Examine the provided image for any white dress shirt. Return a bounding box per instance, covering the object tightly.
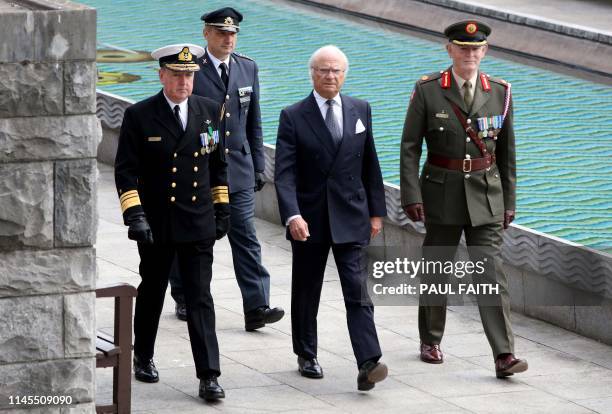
[206,48,231,79]
[163,93,188,130]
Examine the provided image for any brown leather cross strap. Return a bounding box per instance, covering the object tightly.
[448,101,489,158]
[427,153,495,173]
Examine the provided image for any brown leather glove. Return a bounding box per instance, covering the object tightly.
[503,210,515,229]
[403,203,425,222]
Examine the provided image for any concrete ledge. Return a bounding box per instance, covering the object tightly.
[283,0,612,76]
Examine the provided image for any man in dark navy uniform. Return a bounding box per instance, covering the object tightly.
[114,43,228,400]
[169,7,284,331]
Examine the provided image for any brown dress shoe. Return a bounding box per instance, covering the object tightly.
[420,343,443,364]
[495,353,528,378]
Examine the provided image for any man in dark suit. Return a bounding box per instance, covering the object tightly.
[275,45,388,391]
[114,43,228,400]
[400,20,528,378]
[169,7,284,331]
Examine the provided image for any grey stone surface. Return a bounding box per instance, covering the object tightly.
[61,403,96,413]
[64,61,96,115]
[0,62,63,117]
[0,358,94,410]
[0,295,63,364]
[33,9,96,62]
[54,159,98,247]
[96,125,119,166]
[0,162,53,250]
[0,115,101,162]
[0,11,33,63]
[0,248,96,297]
[64,292,95,358]
[575,298,612,345]
[96,91,134,130]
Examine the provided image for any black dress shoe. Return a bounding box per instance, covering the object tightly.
[199,376,225,401]
[297,356,324,379]
[357,360,388,391]
[244,306,285,331]
[175,302,187,321]
[133,355,159,383]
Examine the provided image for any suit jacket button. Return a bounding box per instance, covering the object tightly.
[173,153,177,158]
[439,126,444,131]
[171,182,176,188]
[192,196,196,202]
[172,167,177,173]
[193,166,199,172]
[464,174,470,179]
[170,196,176,202]
[226,131,231,136]
[193,181,198,187]
[194,152,199,157]
[225,148,229,154]
[226,94,230,100]
[466,137,471,142]
[226,112,231,117]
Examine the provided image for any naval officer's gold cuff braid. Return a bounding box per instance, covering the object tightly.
[211,186,229,204]
[119,190,141,213]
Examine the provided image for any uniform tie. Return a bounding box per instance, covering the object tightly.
[325,99,342,146]
[173,105,184,131]
[219,62,229,90]
[463,80,473,110]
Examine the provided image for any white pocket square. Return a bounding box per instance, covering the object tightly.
[355,119,366,134]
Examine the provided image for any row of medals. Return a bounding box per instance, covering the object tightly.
[477,115,503,139]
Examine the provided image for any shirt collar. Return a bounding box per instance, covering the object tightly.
[451,68,478,91]
[163,92,188,114]
[206,48,230,69]
[313,90,342,110]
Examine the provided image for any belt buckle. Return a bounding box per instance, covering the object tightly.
[462,158,472,173]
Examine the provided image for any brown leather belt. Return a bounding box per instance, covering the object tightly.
[427,153,496,173]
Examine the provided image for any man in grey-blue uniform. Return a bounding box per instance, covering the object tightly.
[169,7,284,331]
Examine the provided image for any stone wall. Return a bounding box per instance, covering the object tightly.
[0,0,100,411]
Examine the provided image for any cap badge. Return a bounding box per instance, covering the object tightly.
[178,47,192,62]
[466,23,477,34]
[224,16,234,25]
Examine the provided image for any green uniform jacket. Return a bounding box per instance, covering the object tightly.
[400,68,516,226]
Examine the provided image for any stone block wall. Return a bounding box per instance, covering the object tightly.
[0,0,100,411]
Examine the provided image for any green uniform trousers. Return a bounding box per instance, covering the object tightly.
[418,222,514,358]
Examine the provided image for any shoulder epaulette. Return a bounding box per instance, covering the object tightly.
[418,71,442,85]
[486,74,509,87]
[232,51,254,61]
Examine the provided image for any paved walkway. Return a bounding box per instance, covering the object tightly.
[95,164,612,413]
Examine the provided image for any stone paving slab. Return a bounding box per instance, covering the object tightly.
[94,164,612,412]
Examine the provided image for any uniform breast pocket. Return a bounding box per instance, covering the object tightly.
[238,87,252,118]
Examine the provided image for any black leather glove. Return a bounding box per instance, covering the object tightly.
[214,204,231,240]
[126,212,154,244]
[254,172,266,192]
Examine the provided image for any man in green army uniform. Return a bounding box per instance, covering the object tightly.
[400,20,528,378]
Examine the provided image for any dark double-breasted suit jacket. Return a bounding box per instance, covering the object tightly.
[275,92,387,244]
[193,51,264,193]
[114,91,228,243]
